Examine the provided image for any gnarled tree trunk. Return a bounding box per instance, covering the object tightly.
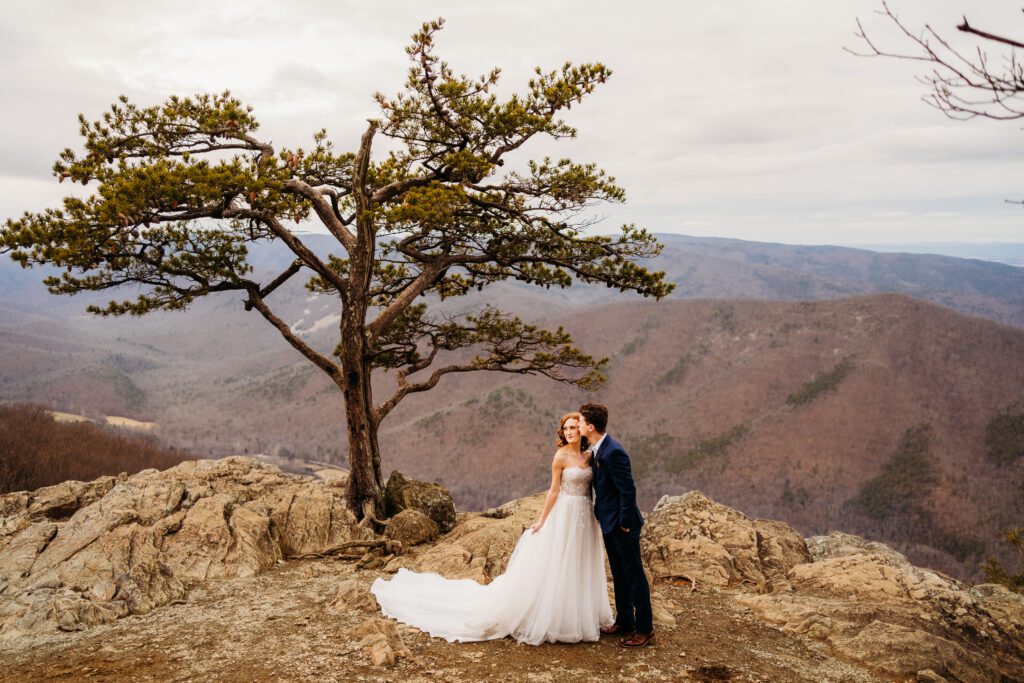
[339,324,386,523]
[342,121,385,523]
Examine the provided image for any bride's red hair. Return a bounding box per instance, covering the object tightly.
[556,412,590,450]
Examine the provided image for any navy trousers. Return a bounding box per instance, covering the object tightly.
[603,529,653,634]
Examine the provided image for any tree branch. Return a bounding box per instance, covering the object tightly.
[849,2,1024,120]
[244,286,342,380]
[377,361,477,420]
[226,208,350,294]
[283,178,356,252]
[958,18,1024,50]
[243,258,304,311]
[366,262,445,340]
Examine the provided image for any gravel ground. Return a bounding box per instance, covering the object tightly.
[0,557,886,682]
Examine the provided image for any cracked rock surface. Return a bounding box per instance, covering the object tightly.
[1,462,1021,682]
[642,492,1024,681]
[0,457,372,640]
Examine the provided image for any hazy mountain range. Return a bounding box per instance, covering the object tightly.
[1,234,1023,581]
[841,241,1024,268]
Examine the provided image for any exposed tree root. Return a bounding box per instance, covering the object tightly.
[290,538,402,561]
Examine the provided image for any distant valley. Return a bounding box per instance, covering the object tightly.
[2,234,1023,581]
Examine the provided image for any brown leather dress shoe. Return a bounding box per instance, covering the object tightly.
[620,630,655,648]
[600,624,635,636]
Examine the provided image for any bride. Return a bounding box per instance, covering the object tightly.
[370,412,613,645]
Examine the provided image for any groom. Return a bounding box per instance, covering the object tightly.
[578,403,654,648]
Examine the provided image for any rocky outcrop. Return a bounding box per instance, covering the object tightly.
[733,531,1024,681]
[638,492,1023,680]
[4,466,1022,681]
[384,470,457,533]
[0,457,373,640]
[641,491,812,590]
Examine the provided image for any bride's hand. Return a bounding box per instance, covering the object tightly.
[529,520,543,534]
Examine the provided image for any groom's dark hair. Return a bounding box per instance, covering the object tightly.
[579,403,608,433]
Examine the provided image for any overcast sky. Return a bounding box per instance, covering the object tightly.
[1,0,1020,246]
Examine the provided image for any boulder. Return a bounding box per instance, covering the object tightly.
[641,491,811,590]
[832,621,989,682]
[384,470,456,533]
[639,492,1024,679]
[383,509,439,548]
[0,456,374,640]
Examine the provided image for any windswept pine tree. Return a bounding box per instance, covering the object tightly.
[0,19,673,523]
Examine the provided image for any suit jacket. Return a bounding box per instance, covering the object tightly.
[591,434,644,537]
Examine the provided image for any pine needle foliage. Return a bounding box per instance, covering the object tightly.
[0,20,673,519]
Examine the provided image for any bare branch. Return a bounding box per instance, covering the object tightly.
[243,258,303,311]
[226,208,350,294]
[850,2,1024,121]
[366,262,446,340]
[377,362,474,419]
[283,179,356,251]
[244,285,342,381]
[957,18,1024,50]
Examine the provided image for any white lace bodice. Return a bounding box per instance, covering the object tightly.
[559,466,593,497]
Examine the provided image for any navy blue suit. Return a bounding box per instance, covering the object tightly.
[591,434,653,634]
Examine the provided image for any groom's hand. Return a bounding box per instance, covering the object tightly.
[620,526,630,533]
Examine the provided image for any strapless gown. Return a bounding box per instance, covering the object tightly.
[370,466,613,645]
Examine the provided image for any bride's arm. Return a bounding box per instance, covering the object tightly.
[530,454,563,533]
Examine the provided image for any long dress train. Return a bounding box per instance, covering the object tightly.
[370,466,613,645]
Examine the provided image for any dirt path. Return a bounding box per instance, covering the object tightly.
[1,558,883,682]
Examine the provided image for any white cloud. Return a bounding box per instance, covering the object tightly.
[1,0,1021,245]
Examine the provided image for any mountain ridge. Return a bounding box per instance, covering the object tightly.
[2,234,1023,583]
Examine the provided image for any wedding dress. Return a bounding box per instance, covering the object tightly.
[370,466,613,645]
